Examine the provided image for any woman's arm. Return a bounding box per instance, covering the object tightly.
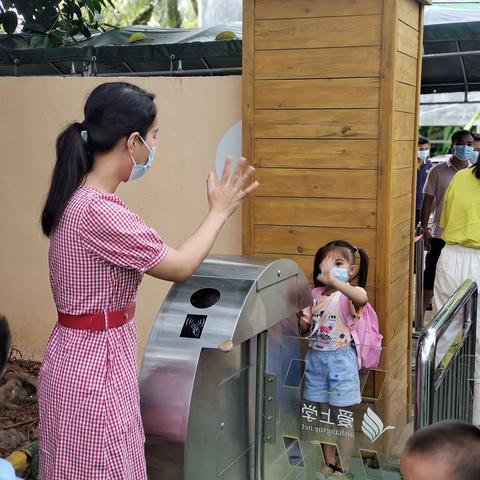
[147,157,259,282]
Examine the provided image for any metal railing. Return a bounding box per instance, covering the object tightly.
[415,280,477,430]
[414,227,425,332]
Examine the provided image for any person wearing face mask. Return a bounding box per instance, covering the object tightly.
[433,139,480,425]
[415,137,432,227]
[297,240,371,479]
[37,82,259,480]
[420,130,474,313]
[473,133,480,165]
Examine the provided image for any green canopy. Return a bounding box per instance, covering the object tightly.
[0,24,242,76]
[422,7,480,94]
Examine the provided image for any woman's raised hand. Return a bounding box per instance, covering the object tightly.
[207,156,259,220]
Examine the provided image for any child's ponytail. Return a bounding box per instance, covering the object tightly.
[356,247,369,288]
[41,122,92,237]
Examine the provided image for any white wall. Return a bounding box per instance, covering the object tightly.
[0,76,242,364]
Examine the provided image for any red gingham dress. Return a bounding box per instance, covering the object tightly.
[38,186,167,480]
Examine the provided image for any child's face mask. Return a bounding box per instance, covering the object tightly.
[332,267,350,283]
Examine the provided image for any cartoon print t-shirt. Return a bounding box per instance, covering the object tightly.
[308,289,365,351]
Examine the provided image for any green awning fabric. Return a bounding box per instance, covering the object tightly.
[0,24,242,76]
[1,10,480,94]
[422,8,480,94]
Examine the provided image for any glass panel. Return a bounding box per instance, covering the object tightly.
[283,436,305,468]
[359,449,383,480]
[262,313,478,479]
[263,317,415,480]
[284,359,306,388]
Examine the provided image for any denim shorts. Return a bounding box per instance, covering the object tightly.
[303,346,361,407]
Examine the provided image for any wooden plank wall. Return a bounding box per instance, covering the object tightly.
[243,0,427,454]
[245,0,382,307]
[385,0,425,435]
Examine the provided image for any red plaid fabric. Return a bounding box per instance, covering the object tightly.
[38,186,167,479]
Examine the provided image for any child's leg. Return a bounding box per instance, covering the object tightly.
[322,443,337,467]
[317,403,337,467]
[328,346,362,473]
[332,405,355,472]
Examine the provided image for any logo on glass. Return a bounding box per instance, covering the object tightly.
[361,407,396,442]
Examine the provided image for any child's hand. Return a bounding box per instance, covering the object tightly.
[297,306,312,321]
[317,256,337,286]
[297,306,312,334]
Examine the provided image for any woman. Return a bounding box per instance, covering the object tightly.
[433,143,480,425]
[38,82,258,479]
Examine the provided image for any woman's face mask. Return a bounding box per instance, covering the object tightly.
[128,135,156,182]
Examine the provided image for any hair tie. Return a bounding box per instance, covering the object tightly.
[80,130,88,144]
[353,247,358,254]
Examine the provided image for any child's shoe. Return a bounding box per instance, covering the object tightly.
[331,469,354,479]
[315,464,336,479]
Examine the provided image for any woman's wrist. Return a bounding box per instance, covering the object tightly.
[208,208,229,225]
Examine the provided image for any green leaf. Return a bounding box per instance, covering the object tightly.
[89,0,103,11]
[464,111,480,131]
[1,10,17,34]
[50,29,64,40]
[24,21,47,33]
[128,32,146,43]
[215,31,237,41]
[49,29,65,45]
[81,26,92,38]
[30,34,47,48]
[74,5,83,19]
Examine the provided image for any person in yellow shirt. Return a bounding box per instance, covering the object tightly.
[434,161,480,425]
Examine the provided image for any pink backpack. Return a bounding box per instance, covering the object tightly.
[312,287,383,371]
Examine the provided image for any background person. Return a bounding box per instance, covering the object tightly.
[415,136,432,227]
[473,132,480,164]
[420,130,474,312]
[433,151,480,424]
[400,420,480,480]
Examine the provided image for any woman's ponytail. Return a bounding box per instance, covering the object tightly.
[41,82,156,237]
[41,122,91,237]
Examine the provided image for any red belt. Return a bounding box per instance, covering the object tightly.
[58,304,135,331]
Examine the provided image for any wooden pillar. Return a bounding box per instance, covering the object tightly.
[243,0,430,452]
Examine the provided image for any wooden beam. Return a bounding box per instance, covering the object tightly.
[242,0,255,256]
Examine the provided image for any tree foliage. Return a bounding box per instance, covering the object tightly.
[0,0,199,48]
[100,0,199,29]
[0,0,114,47]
